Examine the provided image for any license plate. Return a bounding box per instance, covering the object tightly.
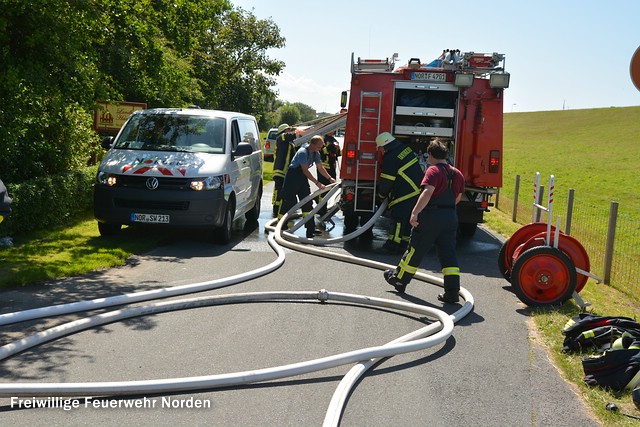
[131,213,170,223]
[411,72,446,81]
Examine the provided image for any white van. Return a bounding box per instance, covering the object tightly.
[263,127,278,161]
[94,108,263,243]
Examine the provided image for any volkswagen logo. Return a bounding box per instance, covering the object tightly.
[145,177,159,190]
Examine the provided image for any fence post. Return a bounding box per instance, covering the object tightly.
[495,188,500,210]
[565,189,574,235]
[603,201,618,285]
[512,175,520,222]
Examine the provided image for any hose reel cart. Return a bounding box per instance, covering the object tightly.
[498,173,601,307]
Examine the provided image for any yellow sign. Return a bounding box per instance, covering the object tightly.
[94,101,147,134]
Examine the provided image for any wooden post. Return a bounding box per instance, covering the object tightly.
[603,201,618,285]
[512,175,520,223]
[565,189,574,235]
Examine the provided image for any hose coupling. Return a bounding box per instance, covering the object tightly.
[317,289,329,303]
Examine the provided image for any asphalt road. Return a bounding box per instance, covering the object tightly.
[0,182,600,427]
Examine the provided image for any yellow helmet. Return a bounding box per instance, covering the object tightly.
[376,132,395,148]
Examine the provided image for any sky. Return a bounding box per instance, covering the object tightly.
[232,0,640,114]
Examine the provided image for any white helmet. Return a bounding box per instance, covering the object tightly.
[376,132,395,148]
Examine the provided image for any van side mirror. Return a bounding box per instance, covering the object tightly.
[101,136,114,150]
[233,142,254,159]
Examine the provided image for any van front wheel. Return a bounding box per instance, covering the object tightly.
[98,222,121,236]
[216,201,234,244]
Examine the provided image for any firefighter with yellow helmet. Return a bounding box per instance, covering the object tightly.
[375,132,423,254]
[272,123,297,216]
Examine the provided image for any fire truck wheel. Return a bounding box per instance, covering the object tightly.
[457,222,477,238]
[510,246,577,307]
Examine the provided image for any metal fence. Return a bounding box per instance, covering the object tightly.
[495,175,639,300]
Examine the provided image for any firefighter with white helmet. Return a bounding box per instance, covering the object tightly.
[375,132,423,254]
[272,123,297,216]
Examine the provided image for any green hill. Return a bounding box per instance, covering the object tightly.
[502,106,640,216]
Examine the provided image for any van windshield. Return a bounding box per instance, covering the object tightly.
[114,114,226,154]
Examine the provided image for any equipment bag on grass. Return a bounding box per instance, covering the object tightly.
[562,313,640,352]
[582,348,640,391]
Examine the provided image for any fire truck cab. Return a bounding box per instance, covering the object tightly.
[339,50,509,237]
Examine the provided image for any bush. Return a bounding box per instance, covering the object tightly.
[0,166,97,237]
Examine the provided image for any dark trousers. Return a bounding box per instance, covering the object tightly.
[278,167,315,233]
[394,208,460,291]
[272,175,284,215]
[315,167,336,217]
[386,200,414,248]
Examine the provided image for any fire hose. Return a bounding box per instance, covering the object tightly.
[0,182,474,426]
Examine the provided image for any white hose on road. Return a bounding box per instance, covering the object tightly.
[0,181,475,426]
[0,289,453,397]
[0,227,287,326]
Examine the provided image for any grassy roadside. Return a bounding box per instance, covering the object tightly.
[485,207,639,427]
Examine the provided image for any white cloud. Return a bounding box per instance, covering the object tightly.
[274,72,345,114]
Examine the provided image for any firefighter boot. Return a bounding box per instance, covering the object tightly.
[305,217,321,238]
[383,269,407,293]
[437,273,460,304]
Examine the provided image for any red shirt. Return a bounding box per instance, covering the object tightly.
[421,164,465,199]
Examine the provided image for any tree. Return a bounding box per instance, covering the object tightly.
[0,0,287,183]
[292,102,317,122]
[196,7,285,118]
[278,104,301,126]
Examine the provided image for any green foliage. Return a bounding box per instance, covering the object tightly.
[292,102,317,122]
[279,104,301,126]
[0,0,285,183]
[0,166,97,237]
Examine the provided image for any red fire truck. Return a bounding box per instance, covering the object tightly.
[339,50,509,237]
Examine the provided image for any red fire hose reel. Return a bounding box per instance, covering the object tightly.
[497,174,601,307]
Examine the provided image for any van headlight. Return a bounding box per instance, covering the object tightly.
[190,176,223,191]
[97,171,117,186]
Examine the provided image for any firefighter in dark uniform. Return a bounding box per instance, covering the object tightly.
[383,138,465,304]
[375,132,423,254]
[272,123,297,216]
[316,132,341,216]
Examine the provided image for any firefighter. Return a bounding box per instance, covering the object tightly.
[272,123,297,216]
[316,132,341,217]
[278,135,335,238]
[375,132,423,254]
[322,132,341,180]
[383,138,465,304]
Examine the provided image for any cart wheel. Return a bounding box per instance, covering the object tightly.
[511,246,577,306]
[523,231,591,293]
[497,239,511,281]
[502,223,553,278]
